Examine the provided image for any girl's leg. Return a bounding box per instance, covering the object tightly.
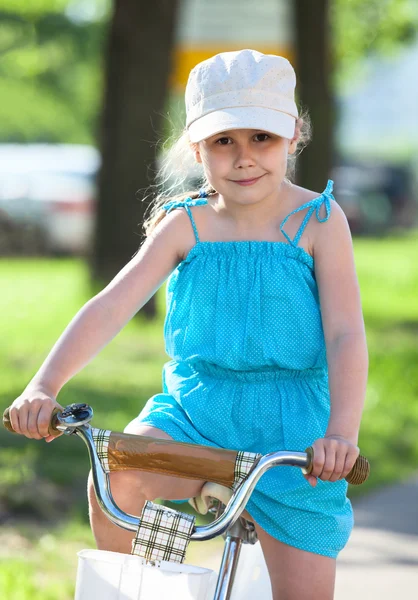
[88,424,206,553]
[241,511,336,600]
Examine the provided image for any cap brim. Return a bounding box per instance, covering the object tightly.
[188,106,296,143]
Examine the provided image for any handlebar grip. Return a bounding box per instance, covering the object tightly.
[3,406,62,436]
[305,446,370,485]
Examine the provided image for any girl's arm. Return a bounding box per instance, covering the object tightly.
[307,200,369,486]
[9,208,195,440]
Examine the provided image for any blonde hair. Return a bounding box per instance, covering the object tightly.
[143,109,312,236]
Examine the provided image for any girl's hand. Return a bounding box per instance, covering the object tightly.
[303,434,360,487]
[8,388,64,443]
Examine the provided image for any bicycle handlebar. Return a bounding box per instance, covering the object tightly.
[3,404,83,435]
[3,403,370,541]
[3,403,370,486]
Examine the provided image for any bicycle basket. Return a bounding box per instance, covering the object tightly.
[74,549,217,600]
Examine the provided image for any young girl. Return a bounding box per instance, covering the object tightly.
[9,49,368,599]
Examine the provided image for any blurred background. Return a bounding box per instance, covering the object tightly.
[0,1,417,598]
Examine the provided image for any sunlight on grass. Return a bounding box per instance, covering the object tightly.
[1,230,418,597]
[354,231,418,324]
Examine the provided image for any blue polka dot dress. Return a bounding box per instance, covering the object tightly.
[136,179,353,559]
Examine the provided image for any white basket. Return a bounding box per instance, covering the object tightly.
[74,549,218,600]
[229,542,273,600]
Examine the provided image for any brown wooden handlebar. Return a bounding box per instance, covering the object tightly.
[108,438,370,486]
[2,406,61,437]
[3,405,370,485]
[304,446,370,485]
[107,432,243,487]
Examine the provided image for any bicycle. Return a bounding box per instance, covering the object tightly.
[3,403,370,599]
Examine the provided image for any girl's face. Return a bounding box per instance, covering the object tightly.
[193,128,299,206]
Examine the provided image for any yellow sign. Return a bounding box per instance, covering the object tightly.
[171,0,293,90]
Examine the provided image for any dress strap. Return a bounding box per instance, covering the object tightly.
[162,190,208,243]
[280,179,334,247]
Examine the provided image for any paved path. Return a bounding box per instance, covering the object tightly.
[335,473,418,598]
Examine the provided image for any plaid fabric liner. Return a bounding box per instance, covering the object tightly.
[233,451,261,491]
[132,501,196,564]
[91,428,111,473]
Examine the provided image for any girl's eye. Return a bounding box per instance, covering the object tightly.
[215,137,231,145]
[254,133,270,142]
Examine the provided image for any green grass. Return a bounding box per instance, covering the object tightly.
[0,258,169,491]
[0,522,94,600]
[354,231,418,325]
[0,230,418,596]
[0,520,223,600]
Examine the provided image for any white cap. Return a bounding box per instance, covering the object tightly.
[185,49,298,143]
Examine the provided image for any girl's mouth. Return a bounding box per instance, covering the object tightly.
[231,175,264,186]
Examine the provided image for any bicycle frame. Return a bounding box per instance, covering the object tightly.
[56,410,310,600]
[3,402,368,599]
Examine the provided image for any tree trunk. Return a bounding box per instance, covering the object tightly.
[293,0,335,191]
[91,0,179,318]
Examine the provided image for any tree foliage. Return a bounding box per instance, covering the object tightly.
[0,0,417,144]
[332,0,418,85]
[0,0,109,142]
[0,0,69,17]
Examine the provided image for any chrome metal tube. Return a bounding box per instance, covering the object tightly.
[213,536,243,600]
[75,425,140,531]
[75,424,310,540]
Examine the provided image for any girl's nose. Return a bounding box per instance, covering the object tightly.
[233,144,256,169]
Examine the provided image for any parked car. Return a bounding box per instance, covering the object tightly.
[0,144,100,255]
[332,160,417,234]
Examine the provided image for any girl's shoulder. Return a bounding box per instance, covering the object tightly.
[286,180,335,208]
[295,182,352,266]
[271,180,338,251]
[283,180,347,259]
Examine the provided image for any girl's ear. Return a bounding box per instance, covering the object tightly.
[191,142,202,164]
[288,117,303,155]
